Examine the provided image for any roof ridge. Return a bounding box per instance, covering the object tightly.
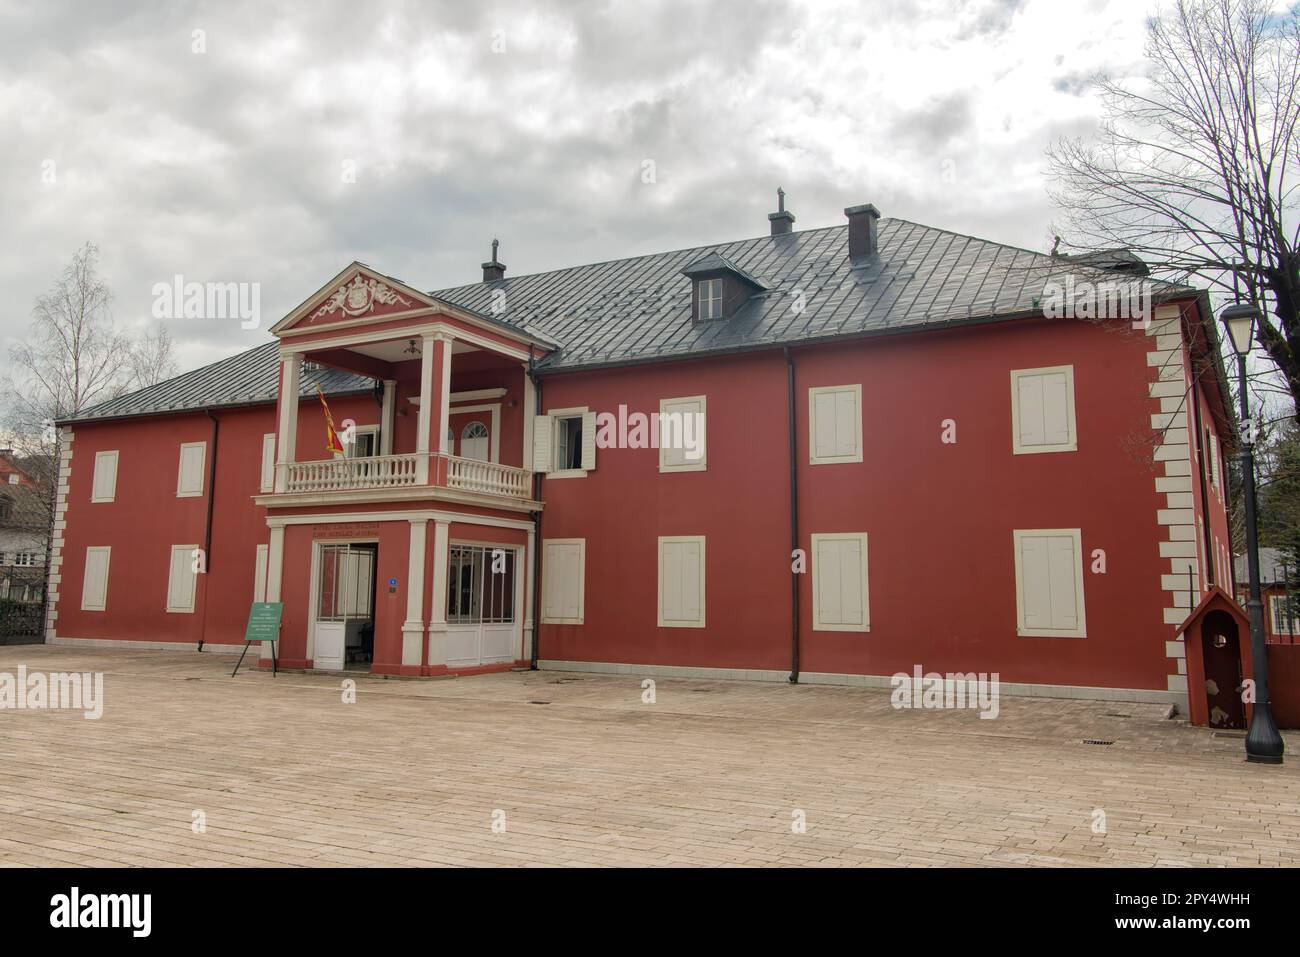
[429,223,852,294]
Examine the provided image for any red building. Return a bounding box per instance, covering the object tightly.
[48,199,1243,717]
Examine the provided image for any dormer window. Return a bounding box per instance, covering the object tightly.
[698,278,723,320]
[681,253,770,323]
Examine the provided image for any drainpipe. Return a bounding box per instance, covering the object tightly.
[785,347,800,683]
[198,410,220,652]
[528,353,543,671]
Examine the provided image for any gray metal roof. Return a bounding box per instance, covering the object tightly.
[432,219,1191,372]
[66,217,1193,422]
[65,341,372,423]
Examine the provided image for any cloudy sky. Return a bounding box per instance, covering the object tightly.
[0,0,1159,377]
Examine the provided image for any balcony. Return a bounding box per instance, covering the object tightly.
[284,452,532,500]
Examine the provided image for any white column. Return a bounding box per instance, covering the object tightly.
[415,335,435,483]
[522,364,535,471]
[402,519,428,669]
[521,528,535,662]
[274,353,302,492]
[262,525,285,660]
[436,336,452,454]
[380,379,396,456]
[427,519,451,669]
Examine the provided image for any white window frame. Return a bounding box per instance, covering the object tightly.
[541,538,585,624]
[810,532,871,633]
[659,395,708,473]
[254,543,270,603]
[808,384,863,465]
[1270,594,1296,637]
[1010,365,1078,455]
[698,278,723,320]
[1013,528,1087,638]
[81,546,111,612]
[260,433,276,492]
[176,441,207,497]
[166,544,200,614]
[657,535,706,628]
[345,423,381,459]
[545,407,594,479]
[91,450,119,503]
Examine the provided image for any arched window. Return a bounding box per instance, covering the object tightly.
[460,421,490,462]
[462,421,489,441]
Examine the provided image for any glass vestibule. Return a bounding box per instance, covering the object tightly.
[445,543,519,669]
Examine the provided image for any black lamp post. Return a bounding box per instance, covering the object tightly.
[1220,303,1285,764]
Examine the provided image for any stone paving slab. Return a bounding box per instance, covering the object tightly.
[0,645,1296,867]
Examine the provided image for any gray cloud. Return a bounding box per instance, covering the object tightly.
[0,0,1146,378]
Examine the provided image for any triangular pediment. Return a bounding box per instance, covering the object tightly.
[272,263,437,335]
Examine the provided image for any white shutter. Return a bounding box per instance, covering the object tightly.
[809,386,862,464]
[1015,530,1085,636]
[167,545,198,613]
[81,546,111,611]
[1013,367,1076,453]
[812,534,869,631]
[177,442,207,496]
[92,451,118,503]
[542,539,583,623]
[581,410,597,471]
[658,537,704,627]
[260,434,276,492]
[660,397,707,471]
[1209,433,1220,489]
[254,544,269,603]
[532,415,553,473]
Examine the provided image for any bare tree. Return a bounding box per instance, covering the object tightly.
[1048,0,1300,415]
[127,321,179,390]
[6,241,133,432]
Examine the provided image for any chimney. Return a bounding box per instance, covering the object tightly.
[481,238,506,282]
[844,203,880,260]
[768,187,796,236]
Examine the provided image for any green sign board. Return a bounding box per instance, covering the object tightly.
[244,602,283,644]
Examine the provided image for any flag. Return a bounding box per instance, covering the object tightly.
[315,383,345,457]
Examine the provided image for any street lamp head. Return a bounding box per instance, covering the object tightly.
[1220,303,1260,357]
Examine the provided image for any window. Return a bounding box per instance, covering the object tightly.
[7,474,17,485]
[533,409,596,477]
[260,434,276,493]
[0,497,10,520]
[1011,366,1077,454]
[345,425,379,459]
[316,545,375,621]
[698,278,723,320]
[92,450,119,502]
[176,442,207,497]
[13,552,41,567]
[81,546,111,611]
[659,396,707,472]
[447,544,516,624]
[1013,529,1087,637]
[1270,595,1296,637]
[1209,431,1221,491]
[459,421,490,462]
[808,385,862,464]
[541,538,585,624]
[166,545,199,613]
[811,533,870,632]
[658,535,705,628]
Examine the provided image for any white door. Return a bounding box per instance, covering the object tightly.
[461,421,490,462]
[445,544,518,668]
[314,543,375,670]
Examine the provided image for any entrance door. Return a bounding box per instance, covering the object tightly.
[1202,611,1246,729]
[314,543,377,671]
[460,421,490,462]
[445,544,518,669]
